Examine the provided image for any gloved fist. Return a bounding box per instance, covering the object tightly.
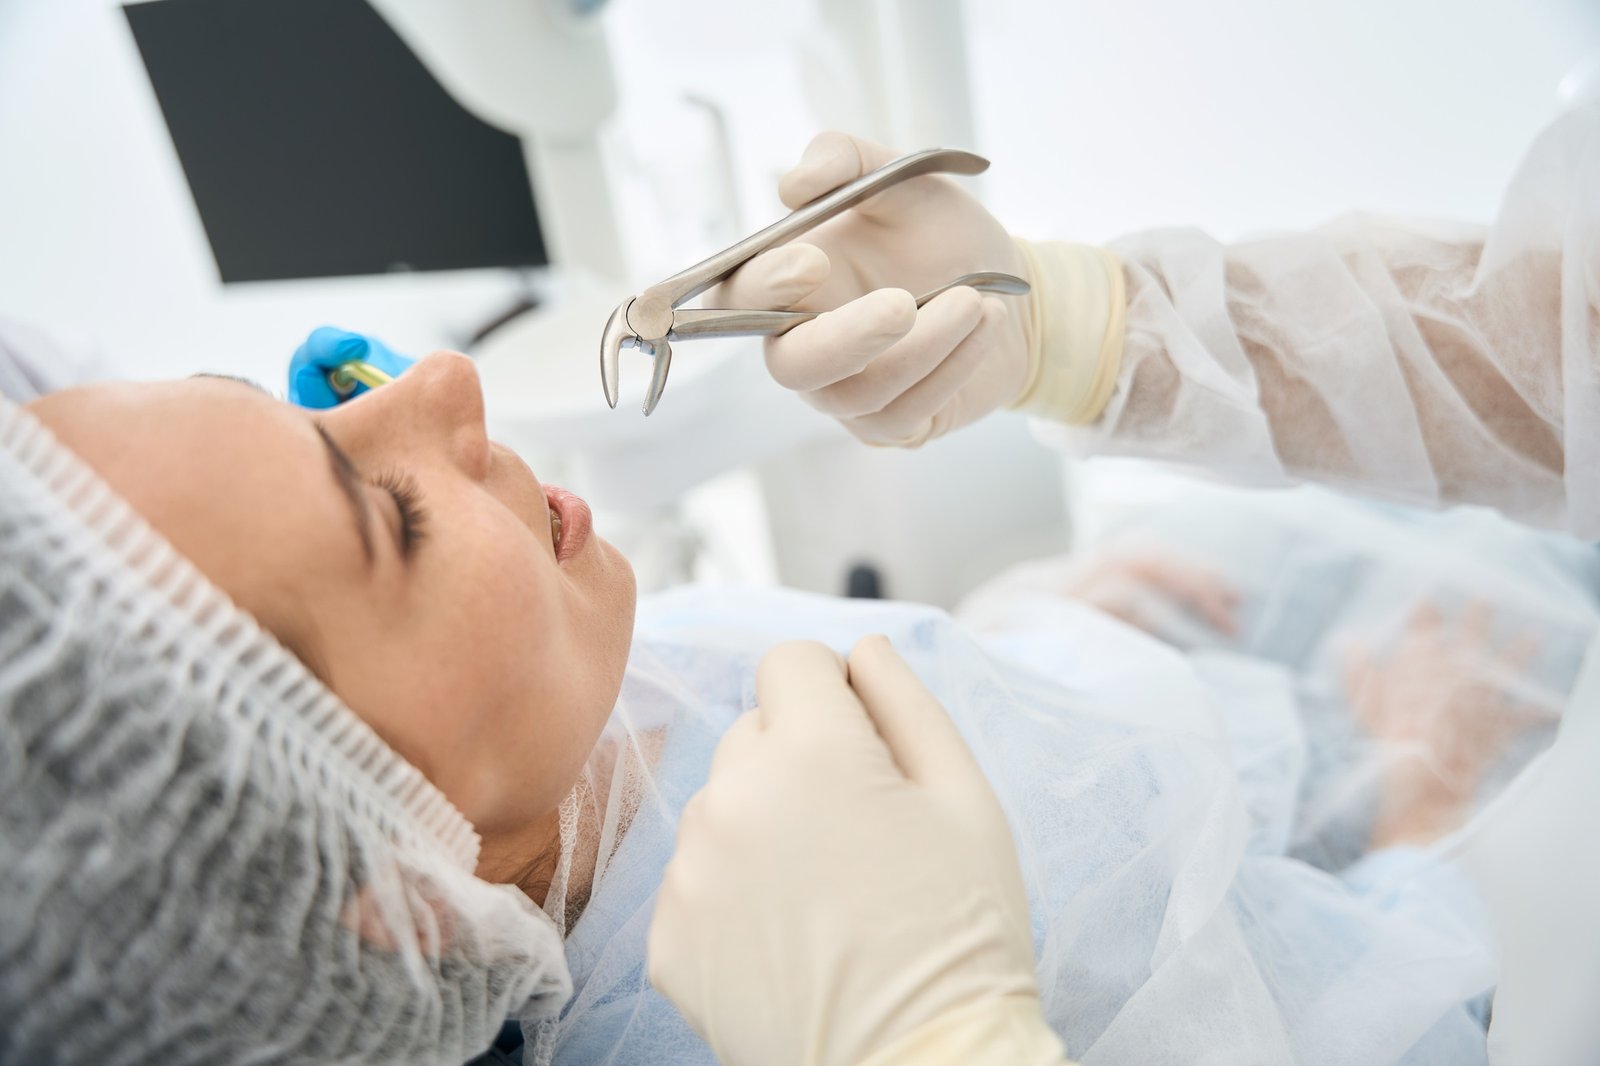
[288,326,416,410]
[647,637,1068,1066]
[711,131,1124,446]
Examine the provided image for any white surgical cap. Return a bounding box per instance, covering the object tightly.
[0,397,571,1064]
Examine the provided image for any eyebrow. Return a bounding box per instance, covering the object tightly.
[190,374,374,563]
[191,371,274,396]
[314,423,375,567]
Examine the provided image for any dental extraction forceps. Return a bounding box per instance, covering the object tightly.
[599,148,1030,415]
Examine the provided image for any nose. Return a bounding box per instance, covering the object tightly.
[331,351,492,478]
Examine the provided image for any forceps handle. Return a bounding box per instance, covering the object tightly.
[667,308,814,339]
[668,271,1030,340]
[635,148,990,318]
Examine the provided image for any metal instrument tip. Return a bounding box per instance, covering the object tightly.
[600,302,631,409]
[642,338,672,416]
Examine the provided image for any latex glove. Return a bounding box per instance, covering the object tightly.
[647,637,1071,1066]
[288,326,416,409]
[710,131,1125,446]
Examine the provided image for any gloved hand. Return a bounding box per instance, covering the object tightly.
[710,131,1125,446]
[647,637,1071,1066]
[287,326,416,409]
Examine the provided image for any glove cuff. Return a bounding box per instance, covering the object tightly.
[855,995,1074,1066]
[1008,239,1126,426]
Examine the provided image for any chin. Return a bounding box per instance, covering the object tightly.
[603,539,639,616]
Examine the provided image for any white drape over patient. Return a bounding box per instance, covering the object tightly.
[0,399,572,1066]
[528,486,1596,1065]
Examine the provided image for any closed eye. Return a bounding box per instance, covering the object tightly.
[372,468,429,558]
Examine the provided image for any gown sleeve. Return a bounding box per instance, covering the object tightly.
[1041,106,1600,535]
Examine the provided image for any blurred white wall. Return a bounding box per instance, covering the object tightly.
[969,0,1600,243]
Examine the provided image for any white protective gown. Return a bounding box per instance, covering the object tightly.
[1050,105,1599,535]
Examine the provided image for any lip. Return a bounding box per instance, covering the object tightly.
[544,485,592,563]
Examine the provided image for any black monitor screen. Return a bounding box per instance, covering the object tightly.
[124,0,549,283]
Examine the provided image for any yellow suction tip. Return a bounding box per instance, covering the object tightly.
[328,360,396,397]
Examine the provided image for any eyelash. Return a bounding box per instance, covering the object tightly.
[372,469,429,556]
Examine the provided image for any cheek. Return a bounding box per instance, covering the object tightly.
[587,537,638,695]
[340,508,633,828]
[444,520,618,800]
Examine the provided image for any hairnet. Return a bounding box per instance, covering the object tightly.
[524,538,1591,1063]
[0,397,571,1065]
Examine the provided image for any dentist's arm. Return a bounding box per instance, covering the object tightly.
[718,108,1600,534]
[646,637,1072,1066]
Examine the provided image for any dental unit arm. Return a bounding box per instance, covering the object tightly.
[365,0,627,285]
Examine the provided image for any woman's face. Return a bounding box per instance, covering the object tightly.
[27,353,636,845]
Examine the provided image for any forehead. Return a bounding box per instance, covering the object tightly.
[106,379,303,475]
[30,376,351,559]
[138,375,292,435]
[36,375,293,442]
[33,377,385,663]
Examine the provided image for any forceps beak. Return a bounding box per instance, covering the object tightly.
[641,337,672,416]
[600,301,632,409]
[600,298,676,415]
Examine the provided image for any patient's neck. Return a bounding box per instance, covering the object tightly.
[476,807,563,907]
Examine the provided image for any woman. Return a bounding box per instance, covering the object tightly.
[23,355,637,894]
[5,352,1581,1064]
[0,360,590,1066]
